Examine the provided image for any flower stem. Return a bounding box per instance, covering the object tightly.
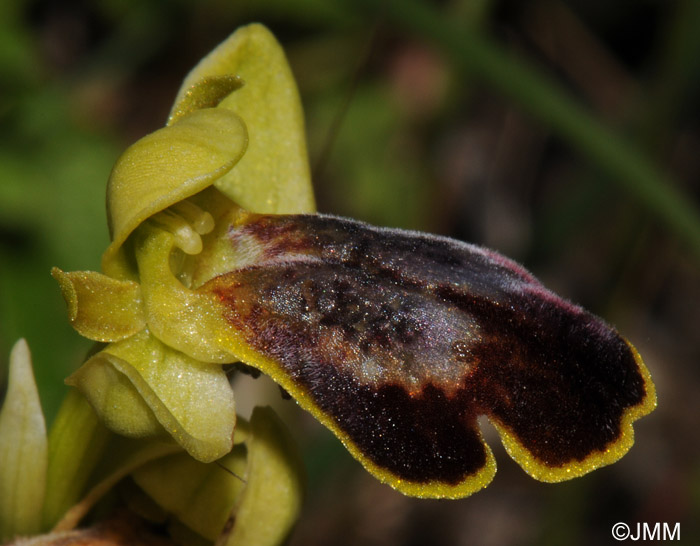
[42,389,112,529]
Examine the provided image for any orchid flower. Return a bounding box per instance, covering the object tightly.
[2,19,656,546]
[54,21,654,502]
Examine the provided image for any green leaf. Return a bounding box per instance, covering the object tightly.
[0,340,47,540]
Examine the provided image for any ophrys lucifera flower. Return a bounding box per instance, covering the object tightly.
[52,21,655,509]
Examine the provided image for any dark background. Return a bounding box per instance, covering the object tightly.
[1,0,698,544]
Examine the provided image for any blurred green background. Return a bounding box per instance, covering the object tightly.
[1,0,699,544]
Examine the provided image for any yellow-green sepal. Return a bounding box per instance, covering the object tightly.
[171,23,315,214]
[169,75,244,125]
[129,407,304,546]
[67,330,236,463]
[65,347,162,439]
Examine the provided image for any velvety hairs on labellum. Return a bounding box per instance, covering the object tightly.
[201,211,656,499]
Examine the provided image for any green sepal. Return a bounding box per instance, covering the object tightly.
[67,330,236,463]
[131,446,248,541]
[65,348,163,439]
[171,23,315,215]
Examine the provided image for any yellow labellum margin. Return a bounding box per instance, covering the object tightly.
[156,309,498,500]
[228,351,498,499]
[199,283,654,499]
[493,342,657,483]
[190,213,658,499]
[49,20,657,507]
[118,207,656,498]
[119,219,495,498]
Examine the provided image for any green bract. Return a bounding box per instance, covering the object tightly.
[0,340,47,540]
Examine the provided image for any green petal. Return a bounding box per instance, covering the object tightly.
[68,331,236,462]
[51,268,145,342]
[0,340,47,540]
[103,108,248,279]
[66,348,163,439]
[171,23,315,214]
[222,407,304,546]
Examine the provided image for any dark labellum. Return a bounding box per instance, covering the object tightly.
[203,212,656,498]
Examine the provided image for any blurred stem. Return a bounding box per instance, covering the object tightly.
[354,0,700,257]
[42,389,111,529]
[646,0,700,144]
